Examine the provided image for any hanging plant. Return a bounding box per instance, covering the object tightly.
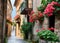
[21,21,33,39]
[44,1,60,17]
[29,11,44,23]
[38,0,60,18]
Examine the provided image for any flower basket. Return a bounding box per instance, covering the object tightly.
[38,1,60,17]
[37,30,60,42]
[21,21,33,40]
[29,11,44,23]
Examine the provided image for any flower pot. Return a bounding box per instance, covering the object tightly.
[39,39,48,43]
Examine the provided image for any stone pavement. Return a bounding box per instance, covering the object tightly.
[7,29,28,43]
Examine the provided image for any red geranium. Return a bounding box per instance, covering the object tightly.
[29,19,34,23]
[51,1,58,5]
[44,3,55,17]
[48,27,54,31]
[29,16,34,22]
[30,10,34,15]
[36,29,39,32]
[44,1,60,17]
[38,11,43,17]
[29,11,44,23]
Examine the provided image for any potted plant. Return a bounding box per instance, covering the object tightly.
[38,0,60,18]
[29,11,44,25]
[37,29,60,43]
[21,21,33,40]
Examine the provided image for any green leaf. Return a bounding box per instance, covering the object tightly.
[37,30,60,42]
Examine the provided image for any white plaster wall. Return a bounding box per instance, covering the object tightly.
[20,15,27,26]
[33,0,42,12]
[36,0,42,7]
[55,18,60,38]
[33,21,41,35]
[43,17,49,29]
[33,0,41,35]
[33,0,37,12]
[33,0,49,35]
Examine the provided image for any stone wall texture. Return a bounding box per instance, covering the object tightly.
[55,17,60,39]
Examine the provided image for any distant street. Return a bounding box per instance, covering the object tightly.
[7,28,27,43]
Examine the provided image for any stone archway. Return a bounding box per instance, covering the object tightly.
[14,15,23,39]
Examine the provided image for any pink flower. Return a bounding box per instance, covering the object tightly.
[30,10,34,15]
[42,27,45,30]
[50,6,55,10]
[47,13,53,16]
[36,29,39,32]
[44,2,55,17]
[29,16,34,22]
[51,1,60,6]
[47,4,52,7]
[32,15,37,19]
[48,27,54,31]
[51,1,58,5]
[38,12,43,17]
[29,19,34,23]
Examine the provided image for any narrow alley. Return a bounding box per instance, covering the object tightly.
[7,28,27,43]
[5,0,60,43]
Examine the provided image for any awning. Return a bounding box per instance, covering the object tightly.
[21,8,32,15]
[14,15,20,20]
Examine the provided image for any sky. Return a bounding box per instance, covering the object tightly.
[10,0,16,20]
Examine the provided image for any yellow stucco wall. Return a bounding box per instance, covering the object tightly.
[15,7,24,39]
[7,22,12,37]
[7,0,12,37]
[15,0,26,39]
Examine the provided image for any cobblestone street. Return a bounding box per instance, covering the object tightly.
[7,29,27,43]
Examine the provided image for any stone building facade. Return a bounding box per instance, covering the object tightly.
[0,0,4,43]
[55,17,60,38]
[6,0,12,37]
[14,0,24,39]
[33,0,49,36]
[0,0,7,43]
